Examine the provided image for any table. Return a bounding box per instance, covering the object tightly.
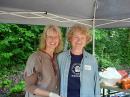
[101,83,130,97]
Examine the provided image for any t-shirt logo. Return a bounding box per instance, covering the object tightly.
[75,65,80,72]
[71,63,80,77]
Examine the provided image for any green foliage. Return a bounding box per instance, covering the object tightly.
[0,24,43,95]
[0,79,12,88]
[10,81,25,93]
[0,24,44,68]
[95,28,130,69]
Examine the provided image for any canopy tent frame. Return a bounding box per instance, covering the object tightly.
[1,11,130,27]
[1,10,130,55]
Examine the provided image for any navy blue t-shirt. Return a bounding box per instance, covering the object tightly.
[67,53,83,97]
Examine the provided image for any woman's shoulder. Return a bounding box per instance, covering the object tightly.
[57,50,69,56]
[30,50,48,57]
[28,51,40,58]
[84,51,96,58]
[57,50,70,61]
[26,51,44,62]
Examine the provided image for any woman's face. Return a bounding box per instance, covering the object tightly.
[45,30,60,50]
[70,31,87,50]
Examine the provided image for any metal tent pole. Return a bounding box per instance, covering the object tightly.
[92,0,98,56]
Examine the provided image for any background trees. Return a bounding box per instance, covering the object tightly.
[95,28,130,69]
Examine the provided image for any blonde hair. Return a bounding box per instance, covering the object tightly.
[67,24,92,44]
[39,25,63,53]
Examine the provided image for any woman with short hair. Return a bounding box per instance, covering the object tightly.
[57,24,100,97]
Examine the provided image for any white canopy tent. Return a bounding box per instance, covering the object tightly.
[0,0,130,54]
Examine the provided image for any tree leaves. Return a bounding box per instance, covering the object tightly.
[95,28,130,69]
[0,24,43,68]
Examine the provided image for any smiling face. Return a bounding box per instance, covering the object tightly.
[68,24,92,53]
[45,30,60,50]
[70,31,87,51]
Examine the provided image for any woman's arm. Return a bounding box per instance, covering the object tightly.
[25,72,50,96]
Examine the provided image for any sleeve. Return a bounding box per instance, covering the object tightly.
[24,53,41,94]
[57,54,61,70]
[24,53,40,77]
[56,54,62,92]
[94,57,101,97]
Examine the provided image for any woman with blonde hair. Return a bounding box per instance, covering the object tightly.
[57,24,100,97]
[24,25,63,97]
